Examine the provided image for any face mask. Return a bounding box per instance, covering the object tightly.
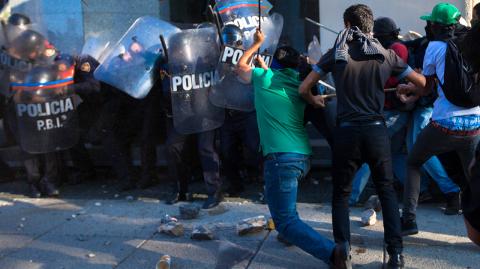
[425,24,434,40]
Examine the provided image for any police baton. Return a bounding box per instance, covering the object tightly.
[159,35,168,63]
[321,88,398,99]
[208,5,224,47]
[305,17,339,35]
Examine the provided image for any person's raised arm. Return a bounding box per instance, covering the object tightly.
[236,29,265,83]
[299,71,326,108]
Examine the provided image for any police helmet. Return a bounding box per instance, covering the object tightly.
[8,13,31,26]
[221,24,243,47]
[8,29,46,60]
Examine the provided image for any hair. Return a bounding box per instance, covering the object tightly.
[343,4,374,33]
[474,3,480,19]
[460,22,480,72]
[273,46,300,69]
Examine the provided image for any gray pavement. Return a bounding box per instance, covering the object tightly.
[0,195,478,269]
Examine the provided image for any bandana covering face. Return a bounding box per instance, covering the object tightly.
[334,26,385,63]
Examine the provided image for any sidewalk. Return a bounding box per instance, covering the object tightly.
[0,194,478,269]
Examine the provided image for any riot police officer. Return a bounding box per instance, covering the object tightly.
[64,54,101,185]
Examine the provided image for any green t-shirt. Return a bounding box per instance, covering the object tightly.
[252,67,312,156]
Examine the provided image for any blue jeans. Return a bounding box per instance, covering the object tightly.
[264,153,335,264]
[406,106,460,195]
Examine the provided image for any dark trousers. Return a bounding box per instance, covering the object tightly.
[404,123,480,220]
[166,118,221,195]
[68,102,97,177]
[332,124,403,255]
[220,110,260,186]
[102,91,161,182]
[304,103,335,146]
[24,152,61,184]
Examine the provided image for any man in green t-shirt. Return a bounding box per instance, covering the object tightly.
[236,29,351,269]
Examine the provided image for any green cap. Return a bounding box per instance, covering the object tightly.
[420,3,461,25]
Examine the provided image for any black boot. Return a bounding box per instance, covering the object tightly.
[401,216,418,236]
[385,254,405,269]
[39,177,60,197]
[29,183,42,198]
[330,241,352,269]
[202,191,224,209]
[444,192,461,215]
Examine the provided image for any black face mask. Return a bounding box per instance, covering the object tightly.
[425,24,434,41]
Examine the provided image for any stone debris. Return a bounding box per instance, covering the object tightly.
[361,209,377,226]
[114,194,120,198]
[160,214,178,224]
[191,225,214,240]
[364,195,381,212]
[158,222,184,237]
[21,217,26,222]
[237,216,267,236]
[94,202,102,207]
[0,200,13,207]
[126,196,134,202]
[179,204,200,220]
[156,255,171,269]
[86,253,96,258]
[104,241,112,246]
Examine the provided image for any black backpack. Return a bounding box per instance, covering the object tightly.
[439,38,480,108]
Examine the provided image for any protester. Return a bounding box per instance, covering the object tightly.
[349,17,413,206]
[403,19,463,215]
[300,4,426,268]
[472,3,479,26]
[398,3,480,236]
[236,29,351,268]
[458,16,480,247]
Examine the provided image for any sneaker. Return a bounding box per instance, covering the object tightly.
[444,192,462,215]
[386,254,405,268]
[401,217,418,236]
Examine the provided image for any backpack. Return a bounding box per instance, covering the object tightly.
[438,38,480,108]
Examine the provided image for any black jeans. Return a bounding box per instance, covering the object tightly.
[332,124,403,255]
[404,123,480,220]
[220,110,260,186]
[166,118,221,195]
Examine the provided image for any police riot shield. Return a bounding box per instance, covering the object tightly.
[209,11,284,111]
[11,63,80,154]
[0,9,48,96]
[308,35,322,64]
[94,16,181,99]
[81,36,110,62]
[168,27,224,135]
